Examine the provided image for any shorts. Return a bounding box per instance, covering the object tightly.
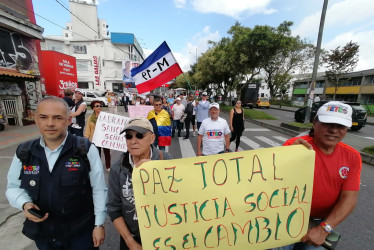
[190,115,196,126]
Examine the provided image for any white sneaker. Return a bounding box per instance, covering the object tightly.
[192,132,196,137]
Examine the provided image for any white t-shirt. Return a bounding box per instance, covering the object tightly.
[198,117,230,155]
[172,104,185,120]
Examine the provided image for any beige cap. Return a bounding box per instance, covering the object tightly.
[121,117,154,134]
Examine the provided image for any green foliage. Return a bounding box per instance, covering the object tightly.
[362,145,374,156]
[287,122,313,128]
[220,104,277,120]
[322,41,360,100]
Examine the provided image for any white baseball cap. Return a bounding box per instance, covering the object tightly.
[176,97,181,101]
[316,101,352,127]
[74,88,84,95]
[209,102,220,110]
[202,92,208,96]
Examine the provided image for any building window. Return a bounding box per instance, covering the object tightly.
[66,26,69,30]
[65,33,68,37]
[73,45,87,54]
[366,75,374,84]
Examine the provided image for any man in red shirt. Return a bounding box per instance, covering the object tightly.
[279,101,362,249]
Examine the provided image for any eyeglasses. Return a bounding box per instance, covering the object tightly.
[154,104,162,106]
[94,105,103,108]
[125,133,147,140]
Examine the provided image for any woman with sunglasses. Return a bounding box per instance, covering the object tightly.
[229,100,245,152]
[84,100,111,171]
[107,118,173,250]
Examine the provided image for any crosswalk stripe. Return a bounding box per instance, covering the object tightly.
[178,137,196,158]
[240,136,263,149]
[229,142,244,152]
[244,128,270,132]
[255,136,281,147]
[272,136,288,142]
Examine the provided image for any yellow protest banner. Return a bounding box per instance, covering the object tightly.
[133,145,315,249]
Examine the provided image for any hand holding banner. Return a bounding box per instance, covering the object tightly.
[133,145,315,249]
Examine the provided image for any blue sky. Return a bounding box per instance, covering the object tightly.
[33,0,374,72]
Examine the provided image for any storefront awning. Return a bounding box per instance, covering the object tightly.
[0,68,36,79]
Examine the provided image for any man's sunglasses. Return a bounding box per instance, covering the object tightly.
[94,105,103,108]
[154,104,162,106]
[125,133,147,140]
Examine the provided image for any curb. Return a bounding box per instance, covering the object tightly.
[244,117,374,166]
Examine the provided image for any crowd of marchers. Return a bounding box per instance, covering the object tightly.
[5,87,362,250]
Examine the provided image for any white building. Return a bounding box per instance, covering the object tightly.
[40,0,144,93]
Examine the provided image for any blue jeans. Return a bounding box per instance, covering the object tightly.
[172,120,182,137]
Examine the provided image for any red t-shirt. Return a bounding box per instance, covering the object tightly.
[284,135,362,218]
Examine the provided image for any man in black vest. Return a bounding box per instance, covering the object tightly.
[6,96,107,250]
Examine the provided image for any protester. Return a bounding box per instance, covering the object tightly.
[106,91,119,114]
[183,95,195,139]
[146,95,154,105]
[195,92,210,130]
[197,102,231,156]
[167,93,175,106]
[139,98,146,105]
[121,93,129,112]
[134,96,141,106]
[277,101,362,250]
[171,97,185,137]
[6,96,107,249]
[62,88,75,108]
[147,98,172,150]
[189,93,197,136]
[161,96,172,116]
[107,117,173,250]
[229,100,245,151]
[179,93,187,107]
[84,100,111,171]
[70,88,87,136]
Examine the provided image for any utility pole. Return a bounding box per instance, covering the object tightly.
[304,0,328,124]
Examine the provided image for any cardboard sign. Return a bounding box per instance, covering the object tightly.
[128,105,154,118]
[133,145,315,249]
[92,112,130,152]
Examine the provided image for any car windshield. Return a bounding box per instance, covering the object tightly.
[350,104,366,111]
[260,98,269,101]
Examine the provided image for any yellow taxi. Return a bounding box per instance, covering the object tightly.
[256,97,270,109]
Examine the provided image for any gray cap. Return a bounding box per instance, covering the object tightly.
[121,117,154,134]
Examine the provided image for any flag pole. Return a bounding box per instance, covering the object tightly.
[182,72,193,91]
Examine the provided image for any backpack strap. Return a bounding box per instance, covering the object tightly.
[75,136,91,171]
[16,139,36,165]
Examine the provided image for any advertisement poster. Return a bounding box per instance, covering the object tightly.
[133,145,315,249]
[40,51,78,97]
[122,60,139,93]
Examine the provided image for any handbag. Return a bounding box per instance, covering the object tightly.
[180,113,187,123]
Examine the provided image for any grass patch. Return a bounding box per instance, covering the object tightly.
[221,105,277,120]
[287,122,313,128]
[362,145,374,156]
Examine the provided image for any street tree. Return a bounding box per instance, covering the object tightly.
[322,41,359,100]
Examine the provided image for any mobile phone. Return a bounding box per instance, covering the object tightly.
[28,208,45,219]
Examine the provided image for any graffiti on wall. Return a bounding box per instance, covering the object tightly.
[0,28,36,71]
[25,81,38,109]
[0,82,22,96]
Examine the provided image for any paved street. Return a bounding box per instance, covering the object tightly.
[0,106,373,249]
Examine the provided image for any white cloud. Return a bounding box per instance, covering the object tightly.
[293,0,374,39]
[175,26,221,72]
[190,0,273,18]
[323,30,374,70]
[173,0,186,8]
[263,8,277,15]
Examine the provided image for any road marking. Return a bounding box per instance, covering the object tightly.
[229,142,244,152]
[178,137,196,158]
[244,128,270,132]
[241,136,263,149]
[255,136,282,147]
[272,136,288,142]
[0,156,14,159]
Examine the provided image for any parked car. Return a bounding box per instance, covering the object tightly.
[256,97,270,109]
[77,89,109,107]
[294,101,367,131]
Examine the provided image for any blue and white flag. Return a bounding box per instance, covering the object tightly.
[131,41,183,94]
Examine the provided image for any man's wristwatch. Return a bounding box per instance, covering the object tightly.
[320,221,333,234]
[95,224,104,228]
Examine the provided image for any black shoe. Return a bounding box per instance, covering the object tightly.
[178,134,181,137]
[183,137,189,140]
[172,134,175,138]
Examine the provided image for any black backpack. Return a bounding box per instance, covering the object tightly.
[16,136,91,170]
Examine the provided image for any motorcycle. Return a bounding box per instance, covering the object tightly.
[0,115,5,131]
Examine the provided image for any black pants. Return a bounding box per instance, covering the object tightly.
[184,116,192,138]
[230,130,243,149]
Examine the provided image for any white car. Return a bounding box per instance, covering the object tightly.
[78,89,108,107]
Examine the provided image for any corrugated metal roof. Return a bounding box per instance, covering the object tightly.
[0,68,36,78]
